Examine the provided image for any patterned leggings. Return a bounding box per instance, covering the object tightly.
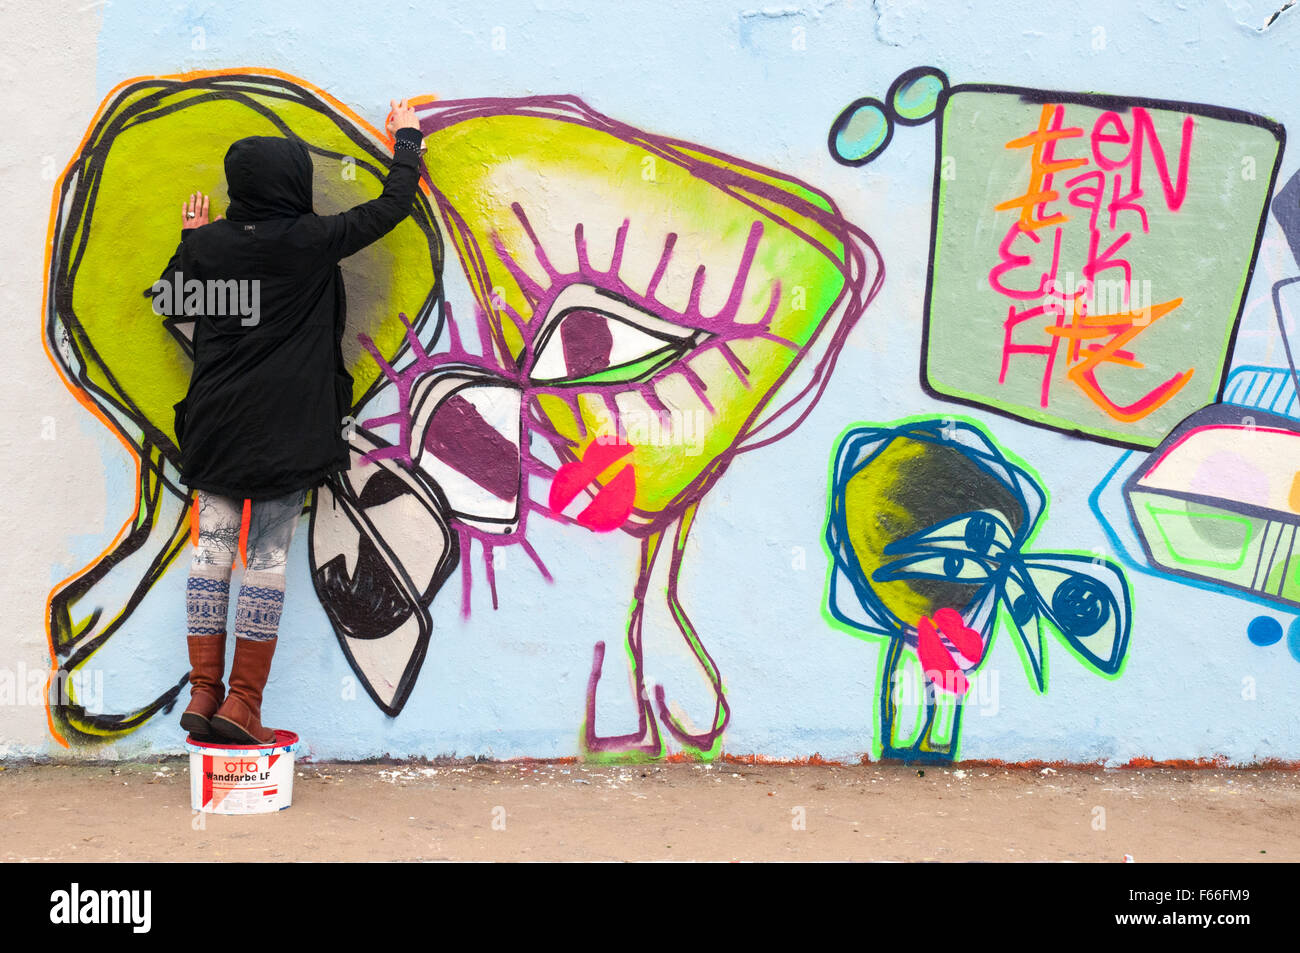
[186,488,307,642]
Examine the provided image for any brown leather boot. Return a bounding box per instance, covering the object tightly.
[211,636,278,745]
[179,633,226,735]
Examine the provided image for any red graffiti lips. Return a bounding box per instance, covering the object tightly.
[917,608,984,696]
[549,440,637,532]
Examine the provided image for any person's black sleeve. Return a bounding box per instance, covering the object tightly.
[315,126,424,263]
[142,228,196,311]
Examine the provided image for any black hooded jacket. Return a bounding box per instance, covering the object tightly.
[149,128,424,501]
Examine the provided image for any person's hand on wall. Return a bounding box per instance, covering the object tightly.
[182,191,221,230]
[385,98,426,156]
[386,98,419,135]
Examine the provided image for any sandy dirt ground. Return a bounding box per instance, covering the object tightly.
[2,760,1298,862]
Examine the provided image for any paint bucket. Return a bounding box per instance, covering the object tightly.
[185,729,299,814]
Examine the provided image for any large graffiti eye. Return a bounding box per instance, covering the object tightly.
[962,511,1013,555]
[874,552,992,584]
[882,509,1015,557]
[1044,573,1111,638]
[529,284,705,385]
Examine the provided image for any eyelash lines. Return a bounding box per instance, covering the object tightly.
[503,201,786,346]
[350,188,813,524]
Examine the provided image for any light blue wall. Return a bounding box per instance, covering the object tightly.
[62,0,1300,762]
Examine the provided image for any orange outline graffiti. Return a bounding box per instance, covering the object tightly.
[40,67,436,747]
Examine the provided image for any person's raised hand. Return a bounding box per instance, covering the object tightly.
[386,98,419,136]
[181,191,222,230]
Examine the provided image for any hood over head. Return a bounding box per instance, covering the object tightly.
[223,136,314,221]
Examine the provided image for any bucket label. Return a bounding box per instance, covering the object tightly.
[189,745,295,814]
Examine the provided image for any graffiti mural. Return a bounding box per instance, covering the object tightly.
[1094,378,1300,668]
[1092,169,1300,666]
[43,70,444,742]
[824,417,1132,762]
[43,71,881,754]
[29,19,1297,766]
[832,69,1286,449]
[324,95,883,754]
[1126,403,1300,604]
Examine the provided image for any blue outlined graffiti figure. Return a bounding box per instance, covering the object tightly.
[825,418,1132,762]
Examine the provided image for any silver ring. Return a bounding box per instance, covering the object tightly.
[186,212,195,218]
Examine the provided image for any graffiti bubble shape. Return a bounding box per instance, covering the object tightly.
[889,67,948,125]
[829,67,949,165]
